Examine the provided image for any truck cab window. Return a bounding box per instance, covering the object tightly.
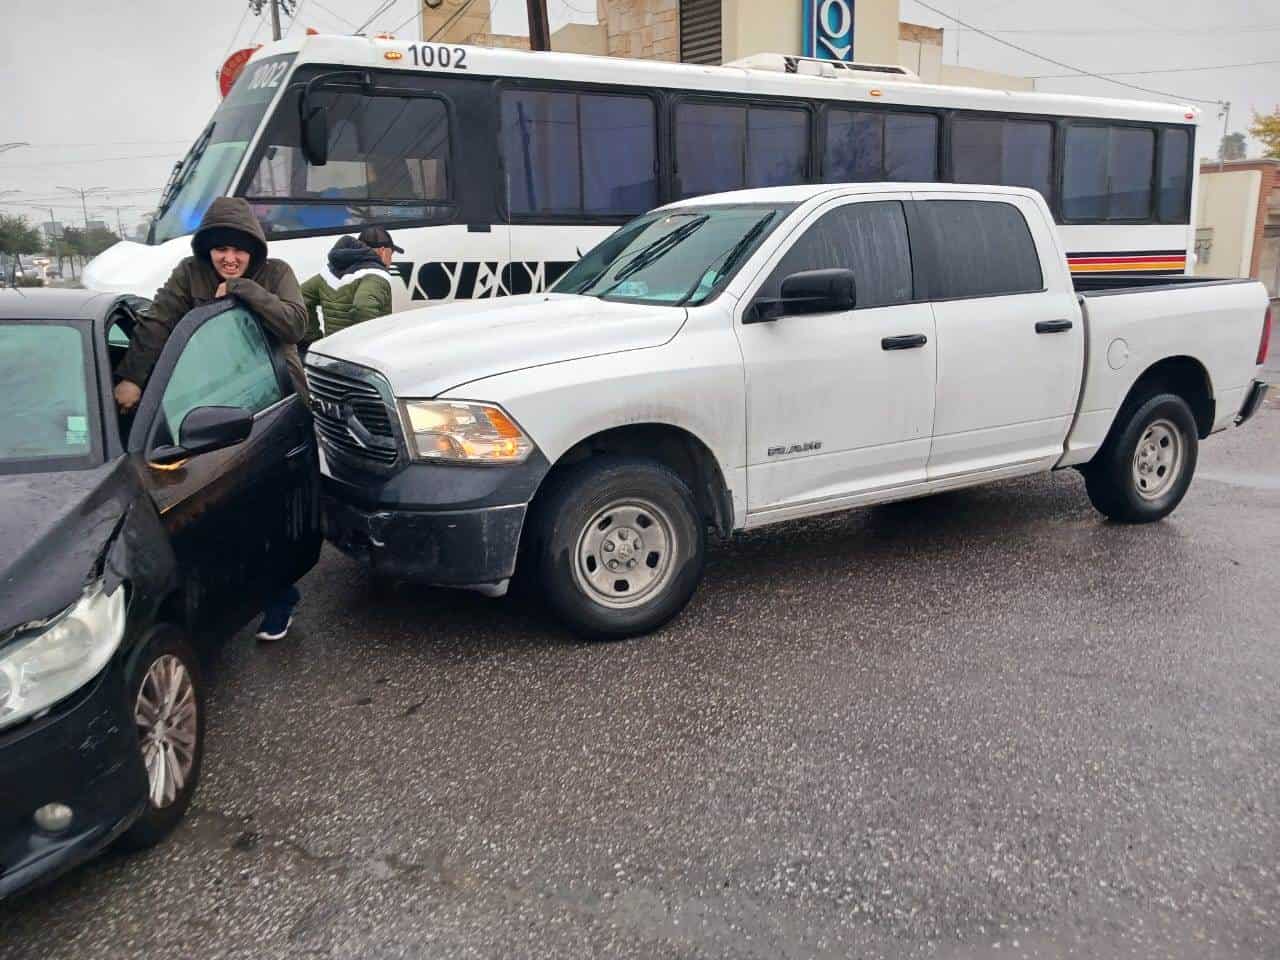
[917,200,1043,299]
[758,200,914,309]
[245,89,451,236]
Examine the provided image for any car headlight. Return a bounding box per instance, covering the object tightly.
[0,581,126,732]
[400,400,534,464]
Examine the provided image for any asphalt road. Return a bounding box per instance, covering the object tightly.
[3,399,1279,960]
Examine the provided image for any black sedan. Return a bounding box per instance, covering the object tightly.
[0,289,320,898]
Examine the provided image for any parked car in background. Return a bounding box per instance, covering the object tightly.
[308,183,1271,640]
[0,290,320,899]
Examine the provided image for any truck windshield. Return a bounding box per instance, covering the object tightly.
[0,323,97,473]
[554,204,795,306]
[150,54,296,245]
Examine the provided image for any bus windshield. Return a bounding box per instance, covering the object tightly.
[554,204,795,306]
[149,54,295,245]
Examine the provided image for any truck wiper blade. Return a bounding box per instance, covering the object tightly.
[155,122,215,219]
[677,211,776,305]
[588,215,709,298]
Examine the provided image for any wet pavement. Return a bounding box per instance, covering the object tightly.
[2,399,1278,960]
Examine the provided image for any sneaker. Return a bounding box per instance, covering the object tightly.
[256,585,300,642]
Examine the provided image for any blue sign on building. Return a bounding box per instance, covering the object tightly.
[803,0,856,61]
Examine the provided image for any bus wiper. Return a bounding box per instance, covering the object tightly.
[677,211,776,305]
[155,122,215,219]
[591,215,709,299]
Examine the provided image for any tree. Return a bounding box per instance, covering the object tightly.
[1249,107,1280,160]
[1218,132,1247,161]
[0,214,41,256]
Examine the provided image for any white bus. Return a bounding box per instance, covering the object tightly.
[85,34,1202,309]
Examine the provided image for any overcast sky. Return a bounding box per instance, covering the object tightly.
[1,0,1276,232]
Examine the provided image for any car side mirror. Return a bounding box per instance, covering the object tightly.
[300,101,329,166]
[151,405,253,465]
[745,268,858,324]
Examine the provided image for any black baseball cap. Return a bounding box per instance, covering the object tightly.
[358,226,404,253]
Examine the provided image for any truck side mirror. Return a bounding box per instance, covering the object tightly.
[746,268,858,324]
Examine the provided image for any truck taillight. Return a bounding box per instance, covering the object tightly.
[1259,305,1273,366]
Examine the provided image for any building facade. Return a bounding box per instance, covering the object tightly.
[1194,160,1280,298]
[419,0,1029,91]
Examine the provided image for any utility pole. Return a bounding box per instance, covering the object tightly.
[250,0,293,41]
[270,0,282,40]
[1219,101,1231,172]
[527,0,551,51]
[56,185,107,228]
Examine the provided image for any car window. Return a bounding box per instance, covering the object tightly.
[756,200,914,309]
[917,199,1043,300]
[0,323,96,470]
[161,307,283,439]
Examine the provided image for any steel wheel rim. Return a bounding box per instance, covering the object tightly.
[572,497,679,610]
[134,654,198,810]
[1132,418,1183,500]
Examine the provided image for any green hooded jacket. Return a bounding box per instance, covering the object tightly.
[116,197,309,399]
[300,235,394,344]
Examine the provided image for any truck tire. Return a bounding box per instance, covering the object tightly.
[115,628,205,852]
[530,457,706,640]
[1083,391,1199,523]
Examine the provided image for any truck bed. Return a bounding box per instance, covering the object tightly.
[1072,274,1256,296]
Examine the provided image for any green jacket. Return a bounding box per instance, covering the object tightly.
[300,236,394,343]
[117,197,308,399]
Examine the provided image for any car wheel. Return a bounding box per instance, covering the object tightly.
[115,628,205,852]
[1083,391,1199,523]
[532,457,706,640]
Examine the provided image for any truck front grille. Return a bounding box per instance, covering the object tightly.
[305,361,401,471]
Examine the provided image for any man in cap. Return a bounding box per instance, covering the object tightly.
[300,226,402,346]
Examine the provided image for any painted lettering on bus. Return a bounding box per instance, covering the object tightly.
[393,260,575,301]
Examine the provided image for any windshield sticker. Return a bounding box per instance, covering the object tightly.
[65,415,88,448]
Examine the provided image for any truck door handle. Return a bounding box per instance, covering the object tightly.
[881,334,928,351]
[1036,319,1074,334]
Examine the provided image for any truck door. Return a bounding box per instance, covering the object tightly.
[129,302,320,632]
[735,195,937,515]
[912,193,1084,479]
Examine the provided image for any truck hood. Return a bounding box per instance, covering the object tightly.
[310,294,688,397]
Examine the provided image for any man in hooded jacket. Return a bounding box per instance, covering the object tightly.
[300,227,399,346]
[113,197,310,642]
[114,197,309,411]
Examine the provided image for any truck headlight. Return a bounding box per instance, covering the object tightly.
[400,400,534,464]
[0,582,126,732]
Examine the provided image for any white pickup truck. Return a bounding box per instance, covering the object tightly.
[306,183,1272,639]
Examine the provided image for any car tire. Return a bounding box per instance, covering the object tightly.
[1083,391,1199,523]
[115,628,205,852]
[531,457,706,640]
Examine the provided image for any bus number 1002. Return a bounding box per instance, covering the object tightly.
[408,44,468,70]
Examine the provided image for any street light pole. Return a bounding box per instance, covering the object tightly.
[56,186,107,228]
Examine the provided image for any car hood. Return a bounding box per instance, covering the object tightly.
[0,460,136,641]
[309,294,688,398]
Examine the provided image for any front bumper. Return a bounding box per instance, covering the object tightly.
[324,494,526,586]
[0,663,147,900]
[1235,379,1270,426]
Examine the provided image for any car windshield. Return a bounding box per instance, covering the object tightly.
[150,54,296,245]
[0,322,97,473]
[553,203,795,306]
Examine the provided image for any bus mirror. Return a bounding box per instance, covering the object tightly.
[301,102,329,166]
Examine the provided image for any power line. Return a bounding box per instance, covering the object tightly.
[223,1,254,58]
[1031,58,1280,80]
[310,0,358,28]
[429,0,481,41]
[356,0,398,33]
[0,153,182,169]
[947,24,1280,36]
[905,0,1225,106]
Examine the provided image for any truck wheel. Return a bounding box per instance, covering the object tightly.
[1083,392,1198,523]
[531,457,706,640]
[115,628,205,852]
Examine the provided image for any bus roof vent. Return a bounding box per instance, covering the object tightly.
[725,53,919,81]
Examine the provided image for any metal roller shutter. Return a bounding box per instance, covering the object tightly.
[680,0,721,65]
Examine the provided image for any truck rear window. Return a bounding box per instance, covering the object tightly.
[916,200,1044,300]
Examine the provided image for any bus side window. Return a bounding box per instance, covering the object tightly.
[675,101,808,199]
[950,117,1053,200]
[824,109,938,183]
[1063,124,1156,221]
[500,88,658,219]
